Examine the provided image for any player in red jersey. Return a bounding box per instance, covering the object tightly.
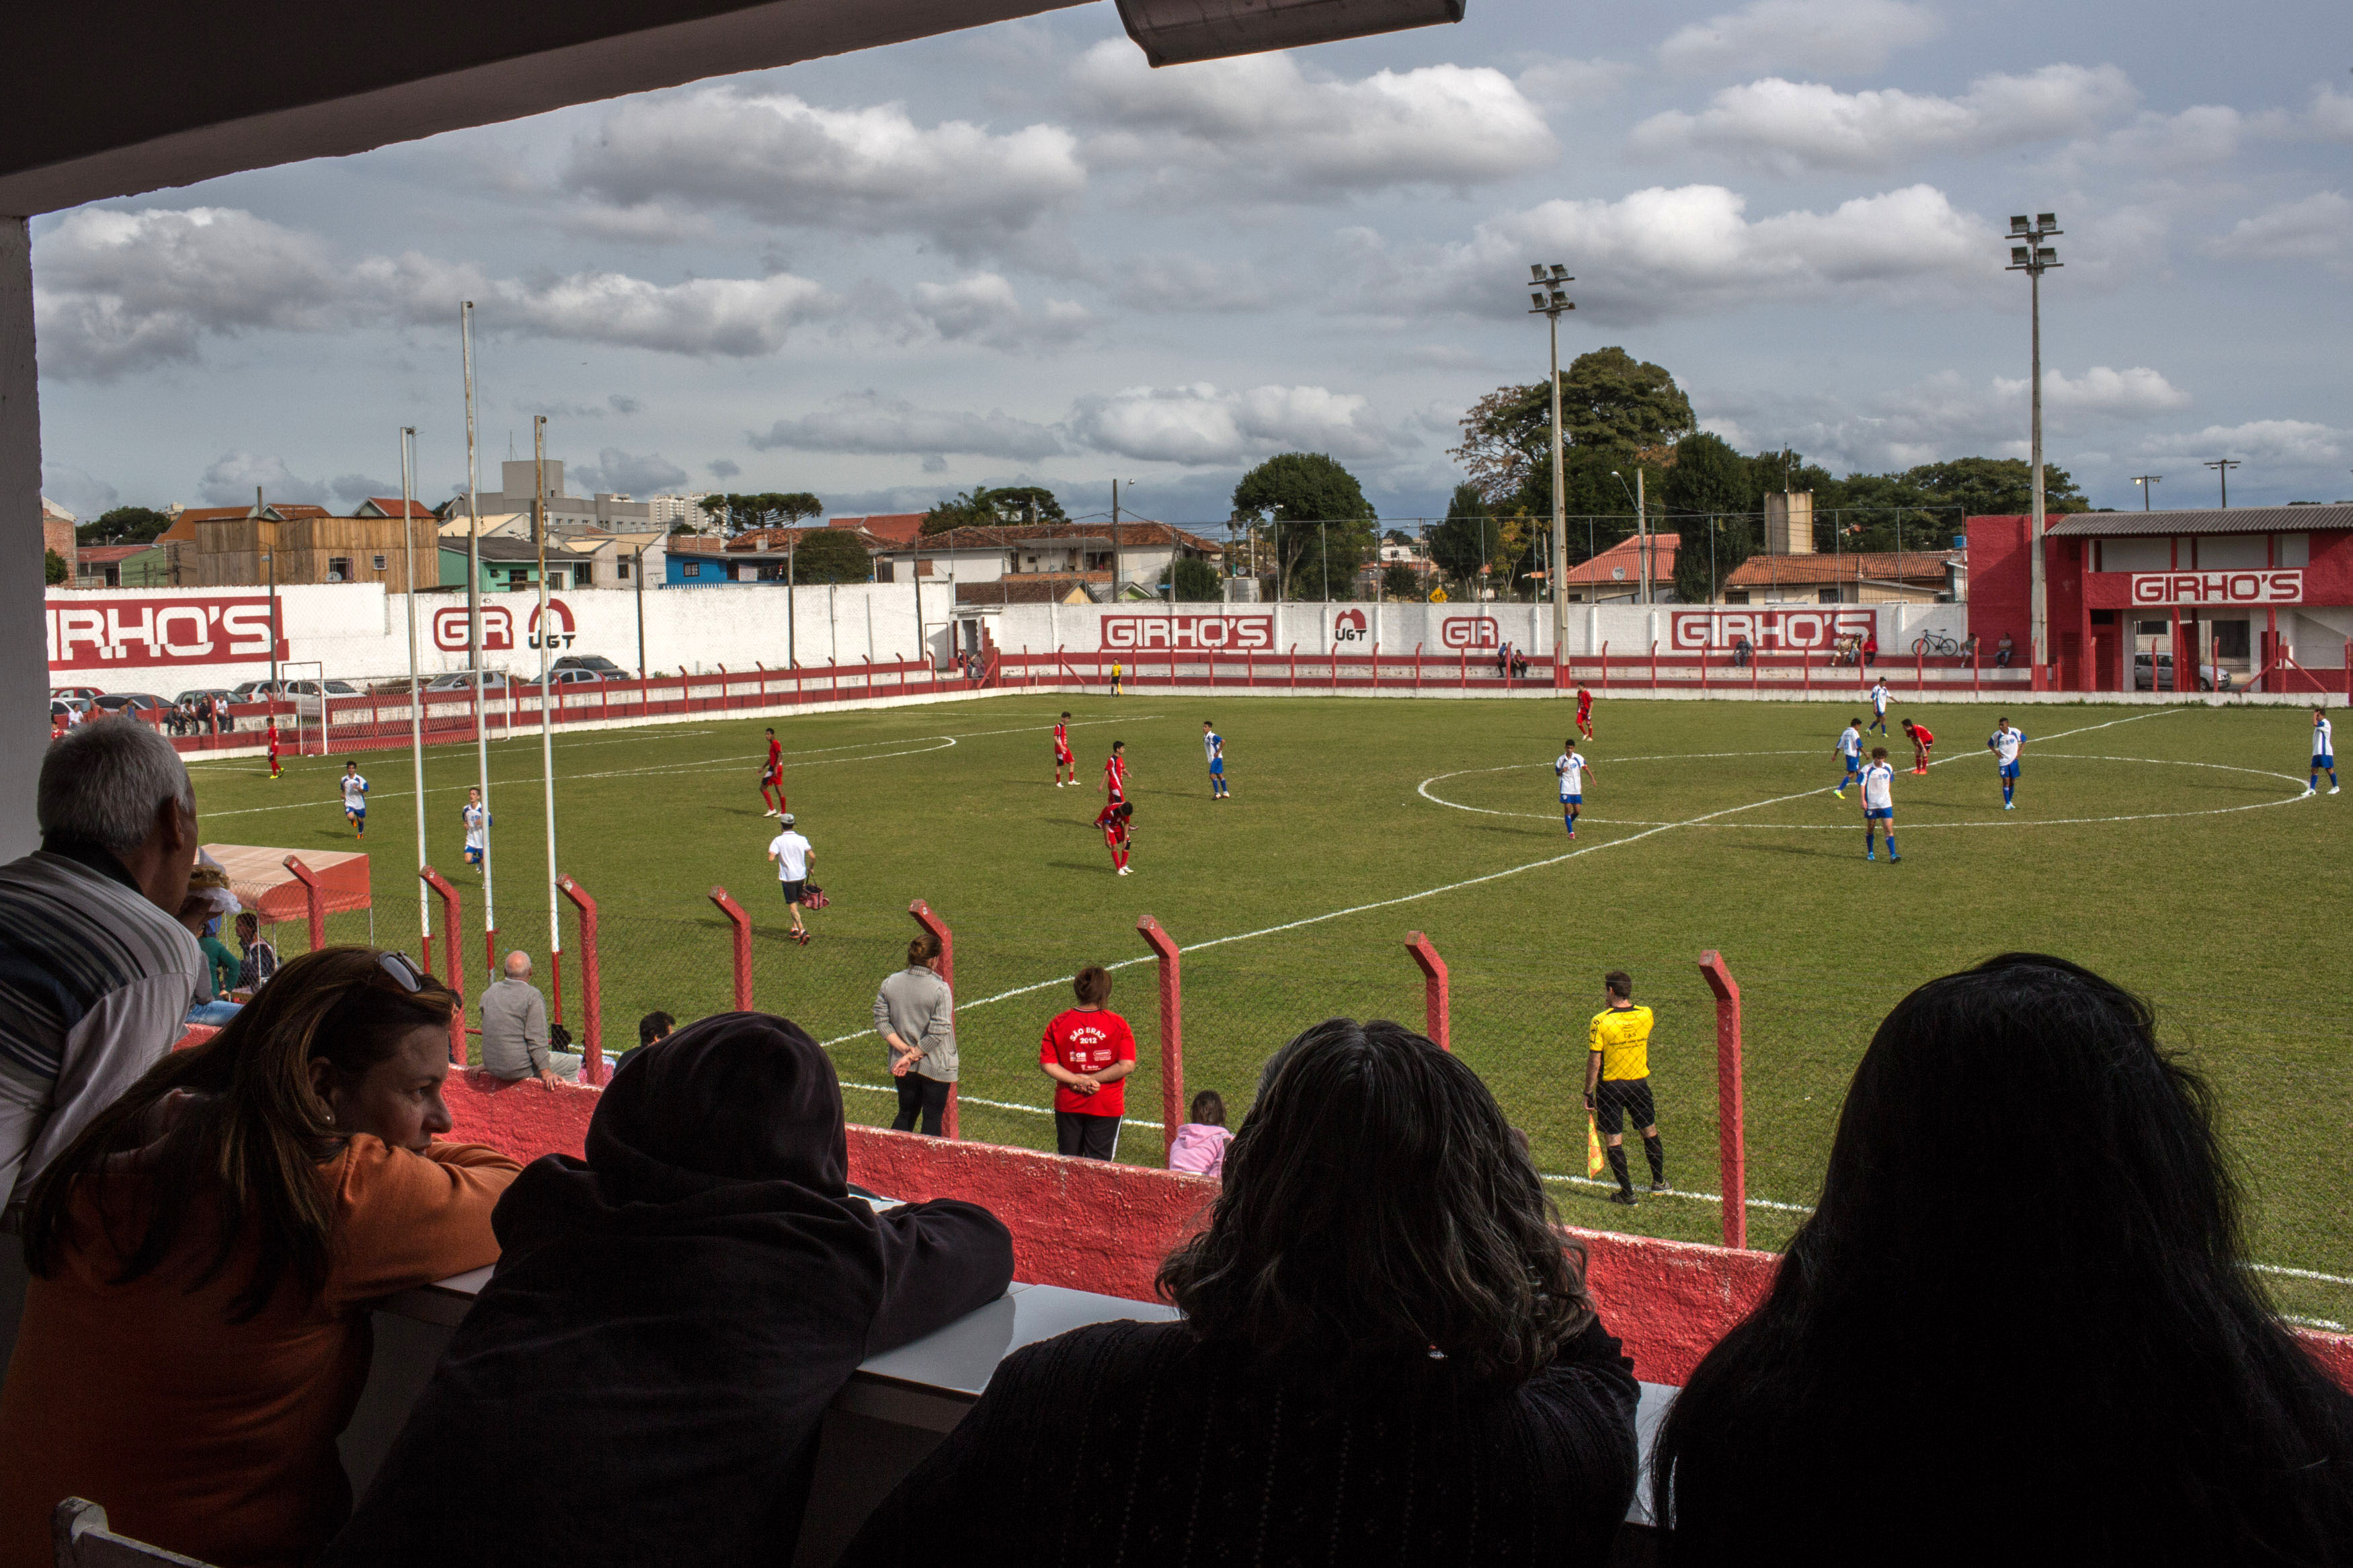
[1576,684,1595,743]
[1903,718,1936,775]
[266,716,282,780]
[1104,739,1127,804]
[1053,711,1076,788]
[1093,799,1134,875]
[759,727,787,817]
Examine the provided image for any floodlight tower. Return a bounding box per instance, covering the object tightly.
[2005,212,2061,672]
[1527,264,1573,671]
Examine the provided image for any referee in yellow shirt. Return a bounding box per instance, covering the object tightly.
[1583,969,1667,1206]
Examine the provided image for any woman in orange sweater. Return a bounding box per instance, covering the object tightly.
[0,947,520,1568]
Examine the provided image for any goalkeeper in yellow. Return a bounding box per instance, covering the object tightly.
[1583,968,1667,1206]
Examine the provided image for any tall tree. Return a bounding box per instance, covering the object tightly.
[1160,556,1222,602]
[77,505,171,546]
[1426,483,1509,587]
[697,492,823,534]
[1449,347,1697,515]
[787,528,873,583]
[984,485,1068,525]
[1231,453,1377,600]
[1665,433,1759,603]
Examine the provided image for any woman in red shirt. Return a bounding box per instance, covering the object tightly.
[0,948,518,1568]
[1038,966,1136,1161]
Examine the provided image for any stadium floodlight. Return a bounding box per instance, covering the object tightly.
[1117,0,1464,67]
[2004,210,2063,672]
[1527,262,1577,647]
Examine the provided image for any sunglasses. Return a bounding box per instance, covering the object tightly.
[378,950,426,992]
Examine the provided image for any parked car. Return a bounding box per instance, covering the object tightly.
[229,679,285,704]
[425,671,510,693]
[173,688,235,708]
[522,667,621,688]
[2133,652,2234,693]
[284,678,362,718]
[50,686,104,702]
[551,654,626,677]
[91,693,171,716]
[49,697,91,725]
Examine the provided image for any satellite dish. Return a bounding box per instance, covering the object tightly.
[1611,566,1626,581]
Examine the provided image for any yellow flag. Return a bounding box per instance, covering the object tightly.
[1587,1113,1607,1178]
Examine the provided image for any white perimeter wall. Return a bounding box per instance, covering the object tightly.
[46,583,1974,692]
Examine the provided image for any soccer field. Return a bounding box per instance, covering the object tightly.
[187,691,2351,1325]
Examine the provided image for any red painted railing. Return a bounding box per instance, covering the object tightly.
[1135,915,1185,1153]
[1699,949,1747,1251]
[282,855,326,952]
[419,866,467,1064]
[1405,930,1449,1052]
[557,873,606,1084]
[709,885,752,1012]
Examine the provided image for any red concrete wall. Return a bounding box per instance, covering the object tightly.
[434,1076,2353,1392]
[1965,514,2031,654]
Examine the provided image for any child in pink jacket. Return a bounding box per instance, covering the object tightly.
[1166,1089,1232,1178]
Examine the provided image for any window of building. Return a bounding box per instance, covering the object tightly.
[684,561,701,578]
[2212,620,2251,660]
[327,556,351,582]
[371,554,388,571]
[1725,591,1749,604]
[1817,587,1840,604]
[616,559,631,580]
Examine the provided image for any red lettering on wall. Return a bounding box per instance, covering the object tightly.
[1669,609,1875,651]
[47,595,288,671]
[1101,616,1275,651]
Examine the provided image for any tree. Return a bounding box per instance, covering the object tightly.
[1158,556,1221,602]
[45,549,69,585]
[786,527,873,584]
[1665,433,1760,603]
[922,487,996,535]
[1449,347,1697,509]
[986,485,1068,525]
[78,505,171,546]
[1230,454,1377,600]
[1427,483,1505,586]
[1381,563,1419,600]
[699,492,823,534]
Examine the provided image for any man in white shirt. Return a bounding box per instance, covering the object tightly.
[1868,679,1890,735]
[2309,707,2338,796]
[766,813,817,946]
[1860,747,1901,863]
[1832,718,1864,799]
[1986,718,2028,811]
[462,787,489,868]
[1554,741,1593,839]
[341,761,369,839]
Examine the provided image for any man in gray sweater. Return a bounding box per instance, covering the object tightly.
[872,936,956,1135]
[480,951,580,1087]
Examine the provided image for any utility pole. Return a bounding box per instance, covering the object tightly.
[399,427,427,962]
[2204,458,2239,507]
[1111,479,1123,601]
[257,485,280,696]
[2131,474,2162,510]
[633,543,648,677]
[533,415,559,1017]
[2005,212,2062,670]
[1527,265,1573,663]
[1636,467,1649,605]
[462,300,495,978]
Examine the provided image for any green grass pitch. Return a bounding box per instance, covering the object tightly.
[186,692,2351,1326]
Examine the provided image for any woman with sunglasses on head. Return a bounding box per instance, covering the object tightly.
[0,948,520,1568]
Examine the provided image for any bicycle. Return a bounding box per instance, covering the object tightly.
[1912,632,1961,657]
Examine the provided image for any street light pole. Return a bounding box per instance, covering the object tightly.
[2130,474,2162,511]
[1527,265,1573,667]
[399,426,428,962]
[2005,212,2062,671]
[2204,458,2240,507]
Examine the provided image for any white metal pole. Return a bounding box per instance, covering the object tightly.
[1636,467,1650,606]
[400,426,428,958]
[534,417,558,990]
[1550,308,1566,662]
[463,302,494,977]
[2028,264,2048,670]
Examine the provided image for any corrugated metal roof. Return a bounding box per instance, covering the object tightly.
[1726,550,1958,585]
[2044,505,2353,537]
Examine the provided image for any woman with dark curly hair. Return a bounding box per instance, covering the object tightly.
[1653,954,2353,1565]
[840,1017,1640,1567]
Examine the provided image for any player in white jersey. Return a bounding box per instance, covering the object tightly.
[1860,747,1901,862]
[1868,679,1890,735]
[462,786,490,867]
[1203,720,1230,799]
[1554,740,1593,839]
[1986,718,2027,809]
[2310,706,2339,796]
[1832,718,1865,798]
[340,761,369,839]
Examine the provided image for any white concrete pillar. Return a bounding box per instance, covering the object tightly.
[1,222,42,858]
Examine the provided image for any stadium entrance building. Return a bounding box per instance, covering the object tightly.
[1968,506,2353,693]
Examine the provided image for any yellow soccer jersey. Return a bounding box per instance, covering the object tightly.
[1588,1004,1654,1081]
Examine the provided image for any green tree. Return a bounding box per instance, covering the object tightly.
[699,492,824,533]
[921,487,996,535]
[985,485,1068,525]
[46,548,69,585]
[1665,433,1760,603]
[1449,347,1696,509]
[1158,556,1222,602]
[785,527,873,583]
[78,505,171,546]
[1230,453,1377,600]
[1427,483,1507,587]
[1381,562,1419,600]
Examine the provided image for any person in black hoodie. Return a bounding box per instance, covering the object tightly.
[323,1011,1013,1568]
[840,1017,1640,1568]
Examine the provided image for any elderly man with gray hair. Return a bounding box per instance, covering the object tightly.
[0,722,206,1210]
[479,950,580,1088]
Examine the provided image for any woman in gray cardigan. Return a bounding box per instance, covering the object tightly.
[872,934,956,1134]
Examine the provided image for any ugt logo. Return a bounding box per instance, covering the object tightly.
[1333,608,1369,643]
[528,598,577,651]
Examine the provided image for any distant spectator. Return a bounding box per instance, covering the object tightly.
[324,1014,1013,1568]
[1862,630,1879,666]
[841,1018,1639,1568]
[479,951,577,1087]
[1960,631,1981,663]
[0,720,204,1211]
[638,1010,675,1048]
[1511,646,1530,680]
[237,911,280,993]
[873,934,955,1136]
[765,811,815,946]
[1652,954,2353,1562]
[0,947,518,1567]
[181,859,244,1026]
[1038,966,1136,1161]
[1732,634,1753,668]
[1995,630,2015,667]
[1166,1089,1232,1178]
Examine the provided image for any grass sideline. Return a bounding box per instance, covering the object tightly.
[187,692,2352,1325]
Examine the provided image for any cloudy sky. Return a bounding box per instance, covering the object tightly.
[31,0,2353,524]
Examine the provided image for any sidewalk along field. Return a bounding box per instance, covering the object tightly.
[184,692,2352,1325]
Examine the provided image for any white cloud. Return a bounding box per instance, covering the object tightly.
[1374,183,1990,324]
[560,89,1084,254]
[2139,419,2348,465]
[2304,84,2353,144]
[1066,383,1399,465]
[1070,42,1556,196]
[329,473,397,508]
[908,273,1092,351]
[198,452,327,507]
[1514,56,1637,109]
[1109,255,1283,314]
[1658,0,1944,78]
[1631,65,2137,173]
[707,458,742,479]
[2204,192,2353,274]
[746,391,1066,461]
[40,464,119,518]
[2010,366,2194,419]
[2055,105,2256,174]
[32,205,841,378]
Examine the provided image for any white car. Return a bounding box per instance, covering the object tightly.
[2133,653,2234,693]
[425,671,510,693]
